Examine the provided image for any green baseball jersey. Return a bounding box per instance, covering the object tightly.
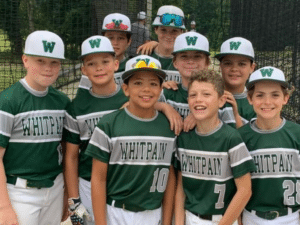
[85,108,176,211]
[150,51,181,83]
[64,85,128,180]
[238,119,300,212]
[219,90,256,128]
[78,57,129,92]
[162,84,189,119]
[177,122,256,215]
[0,79,70,181]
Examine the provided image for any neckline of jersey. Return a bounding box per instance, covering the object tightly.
[233,87,247,99]
[250,118,286,134]
[20,78,48,97]
[195,120,223,136]
[124,107,158,122]
[88,84,120,98]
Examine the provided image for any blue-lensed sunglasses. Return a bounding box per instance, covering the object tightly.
[159,13,184,27]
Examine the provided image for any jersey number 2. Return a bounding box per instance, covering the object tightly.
[150,168,169,193]
[283,180,300,205]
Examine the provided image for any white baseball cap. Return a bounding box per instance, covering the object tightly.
[152,5,185,29]
[137,11,146,20]
[173,31,210,55]
[215,37,254,60]
[79,35,114,59]
[191,21,196,25]
[24,30,65,59]
[247,66,288,89]
[102,13,131,33]
[122,55,166,82]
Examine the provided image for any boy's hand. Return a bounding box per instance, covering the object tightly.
[68,197,91,225]
[183,113,197,132]
[224,91,238,112]
[0,206,19,225]
[162,81,179,90]
[161,104,183,136]
[136,41,158,55]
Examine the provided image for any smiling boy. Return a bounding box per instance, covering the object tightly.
[0,30,70,225]
[85,55,177,225]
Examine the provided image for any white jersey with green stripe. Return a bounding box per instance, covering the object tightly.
[150,51,180,83]
[238,118,300,212]
[177,121,256,215]
[0,78,70,180]
[64,85,128,179]
[161,84,189,119]
[219,89,256,128]
[85,108,176,211]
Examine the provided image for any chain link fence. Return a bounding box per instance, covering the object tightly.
[1,0,299,122]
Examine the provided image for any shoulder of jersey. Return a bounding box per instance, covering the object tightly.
[49,86,70,103]
[0,81,24,102]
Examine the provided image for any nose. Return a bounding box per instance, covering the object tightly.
[264,95,271,104]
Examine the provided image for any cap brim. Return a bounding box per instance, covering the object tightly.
[214,53,254,61]
[173,49,210,55]
[102,30,131,34]
[122,68,166,82]
[246,79,288,89]
[78,51,115,59]
[24,53,65,60]
[152,24,186,29]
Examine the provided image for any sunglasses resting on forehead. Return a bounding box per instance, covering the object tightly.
[158,13,184,27]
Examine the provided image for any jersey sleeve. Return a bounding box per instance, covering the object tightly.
[228,130,256,178]
[219,103,236,128]
[64,102,81,145]
[85,121,112,163]
[0,95,15,148]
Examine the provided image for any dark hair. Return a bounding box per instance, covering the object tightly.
[247,83,290,99]
[188,69,225,97]
[103,31,131,43]
[219,55,254,65]
[123,71,164,85]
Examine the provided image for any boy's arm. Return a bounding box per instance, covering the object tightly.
[0,147,19,225]
[162,165,176,225]
[162,81,179,91]
[224,91,243,128]
[91,158,108,225]
[218,173,252,225]
[155,102,183,136]
[136,41,158,55]
[174,171,185,225]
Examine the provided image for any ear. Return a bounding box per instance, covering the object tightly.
[81,64,86,75]
[122,83,130,97]
[154,27,159,35]
[173,58,179,70]
[247,95,253,105]
[114,59,120,72]
[283,94,289,106]
[22,55,28,68]
[218,94,227,108]
[249,62,256,75]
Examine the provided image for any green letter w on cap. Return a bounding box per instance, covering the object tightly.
[89,39,101,48]
[260,68,274,77]
[42,41,56,53]
[185,36,198,46]
[229,41,241,50]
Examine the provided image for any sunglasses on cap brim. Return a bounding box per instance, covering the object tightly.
[158,13,184,27]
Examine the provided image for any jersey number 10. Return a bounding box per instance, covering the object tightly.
[150,168,169,193]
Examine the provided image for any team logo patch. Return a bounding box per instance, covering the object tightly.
[185,36,198,46]
[42,41,56,53]
[105,19,129,30]
[229,41,241,50]
[260,68,274,77]
[89,38,101,48]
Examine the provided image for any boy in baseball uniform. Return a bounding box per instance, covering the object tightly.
[85,55,177,225]
[64,35,128,225]
[0,30,70,225]
[215,37,256,128]
[79,13,132,89]
[175,70,256,225]
[239,67,300,225]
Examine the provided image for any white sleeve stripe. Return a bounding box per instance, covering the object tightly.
[64,125,80,134]
[0,110,14,118]
[94,127,112,145]
[65,112,77,123]
[0,130,11,137]
[231,156,253,167]
[89,140,110,153]
[228,143,246,154]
